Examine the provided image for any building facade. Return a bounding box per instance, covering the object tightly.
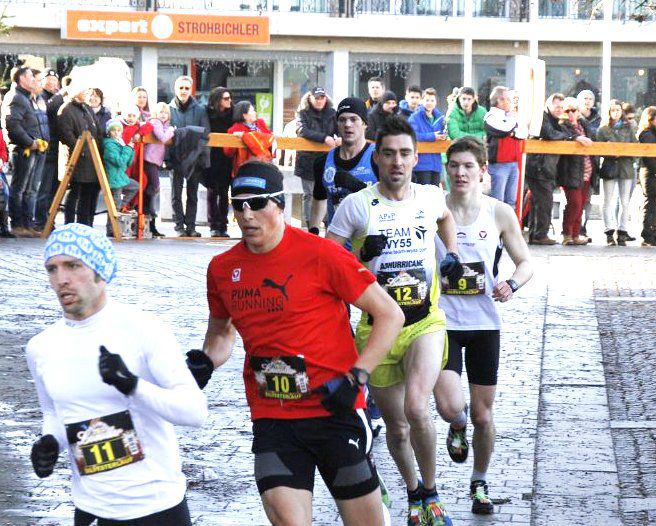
[3,0,656,132]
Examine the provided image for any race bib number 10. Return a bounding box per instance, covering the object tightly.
[65,411,144,476]
[250,355,311,400]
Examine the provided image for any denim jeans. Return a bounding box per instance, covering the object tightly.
[9,150,43,228]
[602,178,632,231]
[489,162,519,209]
[34,156,58,228]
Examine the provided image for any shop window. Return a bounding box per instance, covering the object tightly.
[157,63,188,104]
[283,64,326,128]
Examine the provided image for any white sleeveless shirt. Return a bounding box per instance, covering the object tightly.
[436,194,503,330]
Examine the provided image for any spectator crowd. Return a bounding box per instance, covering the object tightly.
[1,66,655,247]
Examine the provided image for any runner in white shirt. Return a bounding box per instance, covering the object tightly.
[327,116,464,526]
[27,223,207,526]
[433,137,532,515]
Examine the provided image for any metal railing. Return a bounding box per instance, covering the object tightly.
[612,0,656,21]
[473,0,529,20]
[539,0,604,19]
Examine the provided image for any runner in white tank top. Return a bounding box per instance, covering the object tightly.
[433,137,533,516]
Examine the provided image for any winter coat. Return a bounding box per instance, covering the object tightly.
[203,103,234,189]
[144,118,175,167]
[295,92,337,181]
[639,127,656,176]
[5,86,42,149]
[47,93,65,145]
[169,96,210,170]
[408,106,445,173]
[102,137,134,189]
[93,106,112,137]
[446,100,487,140]
[484,107,528,164]
[34,95,50,143]
[525,110,575,182]
[225,119,273,177]
[557,118,594,189]
[366,91,399,141]
[581,107,601,137]
[170,126,209,178]
[57,100,102,184]
[596,121,637,180]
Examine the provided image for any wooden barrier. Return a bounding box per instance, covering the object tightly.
[144,133,656,157]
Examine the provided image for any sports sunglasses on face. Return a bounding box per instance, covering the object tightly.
[232,191,284,212]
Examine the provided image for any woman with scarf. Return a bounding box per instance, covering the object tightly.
[557,97,594,246]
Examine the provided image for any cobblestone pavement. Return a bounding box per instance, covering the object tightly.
[0,220,654,525]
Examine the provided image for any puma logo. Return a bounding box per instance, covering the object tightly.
[348,438,360,449]
[262,275,293,300]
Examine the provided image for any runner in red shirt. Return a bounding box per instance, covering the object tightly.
[187,161,404,526]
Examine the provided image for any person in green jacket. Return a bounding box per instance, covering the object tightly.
[446,87,487,140]
[102,119,138,234]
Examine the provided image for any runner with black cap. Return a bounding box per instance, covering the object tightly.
[26,223,207,525]
[310,97,378,233]
[188,161,404,526]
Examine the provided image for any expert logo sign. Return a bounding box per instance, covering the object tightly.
[64,10,270,45]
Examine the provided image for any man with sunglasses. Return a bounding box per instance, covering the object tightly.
[327,116,462,526]
[188,161,405,526]
[310,97,378,234]
[169,75,210,237]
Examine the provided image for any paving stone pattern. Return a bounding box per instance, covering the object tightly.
[0,236,654,525]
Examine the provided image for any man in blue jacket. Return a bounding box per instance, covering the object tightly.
[408,88,446,186]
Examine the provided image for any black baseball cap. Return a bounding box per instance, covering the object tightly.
[232,161,283,196]
[311,86,327,97]
[44,69,59,79]
[336,97,368,123]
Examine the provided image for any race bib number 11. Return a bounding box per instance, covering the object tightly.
[66,410,144,476]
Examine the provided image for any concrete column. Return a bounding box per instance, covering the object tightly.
[601,40,611,112]
[529,40,539,60]
[133,46,158,104]
[273,59,284,135]
[464,0,473,18]
[328,50,350,103]
[463,37,473,87]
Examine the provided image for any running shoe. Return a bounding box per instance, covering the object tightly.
[407,502,426,526]
[423,497,453,526]
[446,404,469,463]
[470,479,494,514]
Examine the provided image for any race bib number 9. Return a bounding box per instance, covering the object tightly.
[443,261,486,295]
[65,411,144,476]
[250,355,311,400]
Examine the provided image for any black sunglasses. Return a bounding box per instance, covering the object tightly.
[232,192,283,212]
[565,109,577,113]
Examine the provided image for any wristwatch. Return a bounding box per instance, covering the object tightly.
[506,279,519,293]
[349,367,370,387]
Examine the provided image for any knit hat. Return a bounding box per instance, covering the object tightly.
[106,118,123,134]
[231,161,283,197]
[44,223,117,283]
[380,90,398,105]
[336,97,368,123]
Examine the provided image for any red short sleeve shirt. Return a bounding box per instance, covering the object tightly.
[207,225,376,420]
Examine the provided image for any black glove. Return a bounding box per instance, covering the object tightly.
[30,434,59,478]
[316,375,360,415]
[360,234,388,262]
[99,345,138,396]
[308,227,320,235]
[440,252,464,285]
[334,170,367,193]
[186,349,215,389]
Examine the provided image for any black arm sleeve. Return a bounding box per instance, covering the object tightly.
[313,154,328,200]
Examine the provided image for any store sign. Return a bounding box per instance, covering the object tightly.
[63,10,270,45]
[256,93,273,128]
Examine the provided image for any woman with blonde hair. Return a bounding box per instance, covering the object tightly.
[596,98,638,246]
[131,86,151,121]
[637,106,656,246]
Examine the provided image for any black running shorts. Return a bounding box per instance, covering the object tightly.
[252,410,379,500]
[444,330,501,386]
[74,497,191,526]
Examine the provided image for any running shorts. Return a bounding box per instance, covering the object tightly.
[252,410,379,500]
[74,498,191,526]
[443,329,500,386]
[355,307,448,388]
